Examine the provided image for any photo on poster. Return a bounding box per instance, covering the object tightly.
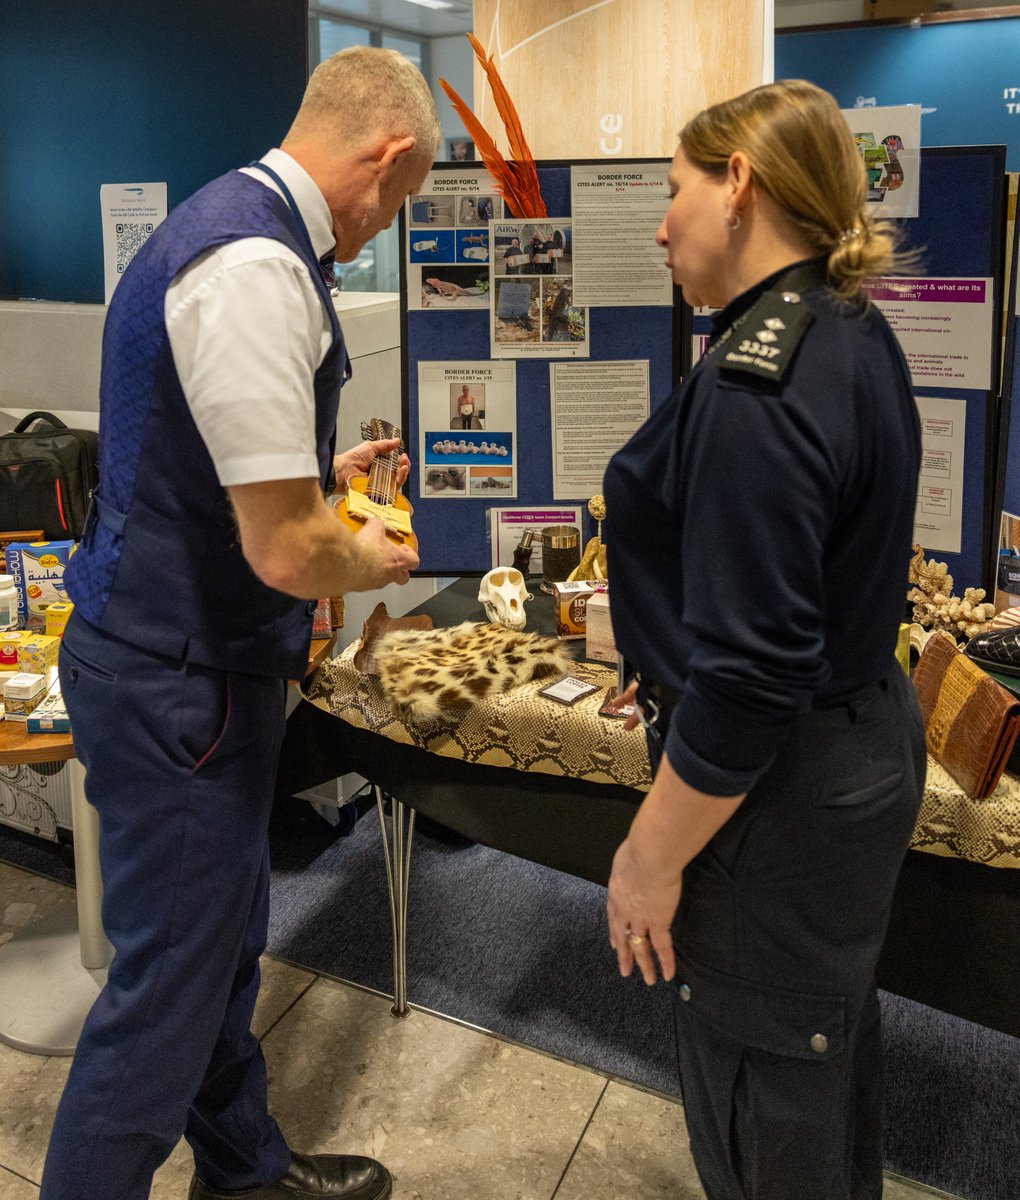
[493,278,540,345]
[419,265,490,309]
[490,220,589,358]
[488,505,584,573]
[417,361,518,498]
[425,431,513,464]
[409,230,455,263]
[423,465,467,496]
[450,381,484,430]
[447,138,475,162]
[456,229,490,263]
[469,466,513,495]
[841,105,920,218]
[994,511,1020,611]
[405,169,503,311]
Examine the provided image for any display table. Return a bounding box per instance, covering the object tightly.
[282,581,1020,1035]
[281,579,648,1014]
[0,636,335,1056]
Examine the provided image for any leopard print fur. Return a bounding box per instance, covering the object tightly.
[373,621,572,721]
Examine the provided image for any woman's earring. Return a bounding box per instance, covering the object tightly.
[721,212,741,232]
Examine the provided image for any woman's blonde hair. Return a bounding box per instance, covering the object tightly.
[680,79,912,300]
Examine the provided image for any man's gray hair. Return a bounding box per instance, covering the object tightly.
[289,46,439,159]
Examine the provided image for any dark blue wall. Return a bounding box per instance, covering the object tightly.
[0,0,307,303]
[776,17,1020,172]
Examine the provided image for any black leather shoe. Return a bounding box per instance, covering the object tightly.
[188,1152,392,1200]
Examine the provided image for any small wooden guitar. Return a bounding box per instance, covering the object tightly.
[333,418,417,552]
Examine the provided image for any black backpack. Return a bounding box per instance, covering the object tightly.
[0,412,98,541]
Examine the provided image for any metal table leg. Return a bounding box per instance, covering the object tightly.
[0,758,112,1055]
[375,785,414,1017]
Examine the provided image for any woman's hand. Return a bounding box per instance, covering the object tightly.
[606,836,680,986]
[602,679,640,730]
[333,439,410,494]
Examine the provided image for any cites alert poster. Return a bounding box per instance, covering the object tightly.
[489,219,589,359]
[416,361,518,499]
[405,168,502,311]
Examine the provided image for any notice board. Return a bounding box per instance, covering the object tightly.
[399,160,684,576]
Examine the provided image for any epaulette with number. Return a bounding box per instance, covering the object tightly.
[716,286,815,384]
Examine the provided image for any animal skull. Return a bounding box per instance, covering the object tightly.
[478,567,532,630]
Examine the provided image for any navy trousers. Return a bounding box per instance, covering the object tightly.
[645,667,925,1200]
[41,614,292,1200]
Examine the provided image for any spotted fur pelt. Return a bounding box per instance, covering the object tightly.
[373,621,572,721]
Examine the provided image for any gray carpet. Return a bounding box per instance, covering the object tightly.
[3,806,1018,1200]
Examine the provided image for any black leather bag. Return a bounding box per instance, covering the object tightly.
[0,411,98,540]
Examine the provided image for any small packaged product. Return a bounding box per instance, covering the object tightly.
[4,540,76,630]
[552,580,598,639]
[27,680,70,733]
[0,631,29,671]
[18,633,60,677]
[3,671,48,720]
[584,590,616,664]
[45,601,74,637]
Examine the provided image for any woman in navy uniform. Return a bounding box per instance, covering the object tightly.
[603,80,925,1200]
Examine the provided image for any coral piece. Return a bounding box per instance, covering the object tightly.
[907,544,995,641]
[567,494,608,582]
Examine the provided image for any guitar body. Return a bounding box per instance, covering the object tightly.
[335,476,417,552]
[333,418,417,552]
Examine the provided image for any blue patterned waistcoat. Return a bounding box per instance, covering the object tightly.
[66,169,347,679]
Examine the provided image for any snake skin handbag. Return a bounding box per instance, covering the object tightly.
[913,631,1020,798]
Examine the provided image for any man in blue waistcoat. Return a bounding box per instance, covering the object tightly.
[40,47,439,1200]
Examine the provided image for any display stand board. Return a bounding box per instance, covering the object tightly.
[990,176,1020,610]
[399,161,684,576]
[691,145,1005,594]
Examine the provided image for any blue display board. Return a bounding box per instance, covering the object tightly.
[776,17,1020,172]
[400,161,683,575]
[990,193,1020,604]
[691,145,1004,593]
[0,0,307,303]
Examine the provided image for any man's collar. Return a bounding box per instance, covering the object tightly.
[248,148,335,261]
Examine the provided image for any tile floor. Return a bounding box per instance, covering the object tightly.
[0,861,960,1200]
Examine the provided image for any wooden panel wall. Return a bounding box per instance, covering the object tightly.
[471,0,767,160]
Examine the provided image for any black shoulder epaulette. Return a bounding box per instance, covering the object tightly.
[717,286,815,384]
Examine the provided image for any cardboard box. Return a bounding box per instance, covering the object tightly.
[45,601,74,637]
[3,671,48,719]
[27,681,70,733]
[584,590,617,664]
[17,634,60,677]
[4,541,76,630]
[0,631,30,671]
[552,580,598,639]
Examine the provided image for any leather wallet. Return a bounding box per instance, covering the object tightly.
[912,631,1020,798]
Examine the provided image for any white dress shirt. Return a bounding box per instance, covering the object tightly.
[164,148,337,487]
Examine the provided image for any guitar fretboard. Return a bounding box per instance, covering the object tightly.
[362,419,402,506]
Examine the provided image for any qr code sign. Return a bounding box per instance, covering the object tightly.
[115,222,154,274]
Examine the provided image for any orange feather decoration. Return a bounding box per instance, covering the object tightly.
[439,34,547,218]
